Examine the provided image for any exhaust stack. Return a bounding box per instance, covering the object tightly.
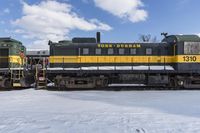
[96,32,101,43]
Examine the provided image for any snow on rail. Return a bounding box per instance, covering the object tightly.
[47,65,174,71]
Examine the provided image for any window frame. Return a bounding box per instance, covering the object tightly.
[108,48,114,55]
[95,48,101,55]
[83,48,89,55]
[146,48,152,55]
[130,48,137,55]
[118,48,125,55]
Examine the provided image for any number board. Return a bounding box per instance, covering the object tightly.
[183,56,197,62]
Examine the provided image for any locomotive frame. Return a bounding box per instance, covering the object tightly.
[43,33,200,89]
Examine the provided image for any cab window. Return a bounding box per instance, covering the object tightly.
[184,42,200,54]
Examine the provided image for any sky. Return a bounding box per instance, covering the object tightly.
[0,0,200,49]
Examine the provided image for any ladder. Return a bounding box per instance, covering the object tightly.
[11,69,24,87]
[36,69,47,89]
[35,59,47,89]
[10,56,25,88]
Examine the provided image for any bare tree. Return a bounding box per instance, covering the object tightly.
[151,36,157,43]
[139,34,157,43]
[139,34,151,42]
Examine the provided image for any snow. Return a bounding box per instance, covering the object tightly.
[0,68,24,71]
[109,84,146,86]
[0,89,200,133]
[47,65,174,71]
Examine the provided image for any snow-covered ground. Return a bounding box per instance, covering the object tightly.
[0,89,200,133]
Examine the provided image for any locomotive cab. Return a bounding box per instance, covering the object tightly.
[162,35,200,88]
[162,35,200,72]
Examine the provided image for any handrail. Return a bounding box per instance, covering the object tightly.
[131,57,133,70]
[62,57,64,70]
[164,57,166,70]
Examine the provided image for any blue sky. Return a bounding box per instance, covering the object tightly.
[0,0,200,49]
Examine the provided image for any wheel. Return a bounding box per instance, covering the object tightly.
[169,78,176,89]
[2,78,12,89]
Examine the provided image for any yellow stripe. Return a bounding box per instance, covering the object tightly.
[0,56,24,65]
[177,55,200,63]
[49,55,200,64]
[0,56,20,63]
[49,56,174,63]
[0,55,25,65]
[9,56,24,65]
[0,56,25,65]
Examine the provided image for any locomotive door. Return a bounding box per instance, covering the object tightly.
[0,48,9,68]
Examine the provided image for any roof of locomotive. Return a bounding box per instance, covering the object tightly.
[162,35,200,43]
[0,37,22,44]
[49,34,200,47]
[0,37,25,49]
[50,42,167,48]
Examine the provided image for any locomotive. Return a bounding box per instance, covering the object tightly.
[1,32,200,90]
[0,38,33,89]
[45,32,200,89]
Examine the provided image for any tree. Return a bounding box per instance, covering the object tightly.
[139,34,157,42]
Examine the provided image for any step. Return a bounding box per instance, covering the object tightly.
[36,86,46,89]
[12,79,20,81]
[13,83,21,87]
[37,84,46,86]
[38,80,46,83]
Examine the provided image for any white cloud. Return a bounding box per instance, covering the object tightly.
[28,39,50,50]
[13,0,112,49]
[94,0,148,23]
[3,8,10,14]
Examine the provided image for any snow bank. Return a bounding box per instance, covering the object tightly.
[0,89,200,133]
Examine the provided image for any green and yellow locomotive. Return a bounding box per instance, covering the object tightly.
[0,37,32,89]
[46,32,200,89]
[2,32,200,90]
